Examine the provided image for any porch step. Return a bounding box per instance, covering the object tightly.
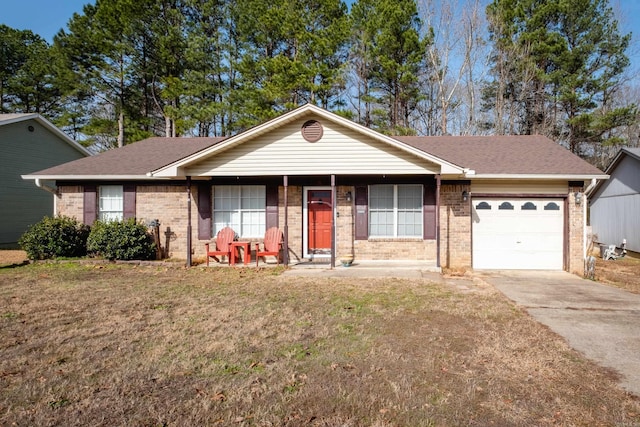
[288,259,440,273]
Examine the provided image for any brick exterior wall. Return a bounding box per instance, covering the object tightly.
[54,181,585,272]
[56,183,196,261]
[56,186,84,220]
[280,186,303,262]
[280,185,437,263]
[137,185,190,260]
[568,185,585,275]
[439,183,472,269]
[335,187,354,260]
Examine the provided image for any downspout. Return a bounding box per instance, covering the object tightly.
[283,176,289,266]
[186,176,192,268]
[584,178,597,195]
[583,178,597,259]
[436,175,441,268]
[36,179,59,217]
[35,178,58,195]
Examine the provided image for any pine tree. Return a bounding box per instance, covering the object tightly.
[350,0,427,134]
[485,0,636,157]
[0,25,60,115]
[232,0,350,128]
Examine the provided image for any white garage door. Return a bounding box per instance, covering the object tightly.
[472,198,564,270]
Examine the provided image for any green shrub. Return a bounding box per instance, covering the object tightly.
[19,216,90,260]
[87,219,156,261]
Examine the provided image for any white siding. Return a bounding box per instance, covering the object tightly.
[471,180,568,195]
[185,116,441,176]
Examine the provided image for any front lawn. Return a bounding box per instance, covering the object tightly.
[1,263,638,426]
[596,255,640,294]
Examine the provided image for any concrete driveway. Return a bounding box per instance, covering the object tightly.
[478,270,640,397]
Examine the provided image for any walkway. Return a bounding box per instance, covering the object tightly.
[478,270,640,397]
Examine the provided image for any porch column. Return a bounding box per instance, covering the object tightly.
[436,174,441,268]
[186,176,192,268]
[331,174,336,269]
[283,175,289,266]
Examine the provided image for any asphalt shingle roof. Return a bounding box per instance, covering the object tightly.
[29,137,225,176]
[27,133,605,178]
[394,134,605,176]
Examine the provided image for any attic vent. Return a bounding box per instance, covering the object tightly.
[301,120,323,142]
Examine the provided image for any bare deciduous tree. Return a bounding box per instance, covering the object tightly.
[417,0,488,135]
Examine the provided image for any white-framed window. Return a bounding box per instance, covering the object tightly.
[99,185,123,221]
[369,184,423,237]
[213,185,266,238]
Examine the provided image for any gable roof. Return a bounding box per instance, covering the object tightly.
[150,104,464,177]
[394,135,606,178]
[22,105,607,182]
[588,147,640,197]
[0,113,91,157]
[604,147,640,174]
[23,137,225,180]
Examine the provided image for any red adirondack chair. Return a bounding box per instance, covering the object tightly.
[255,227,283,266]
[205,227,236,266]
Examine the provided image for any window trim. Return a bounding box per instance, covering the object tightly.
[368,184,423,238]
[212,185,266,239]
[98,185,124,221]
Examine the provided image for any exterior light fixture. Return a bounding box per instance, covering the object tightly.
[345,191,352,202]
[575,192,582,205]
[462,190,469,202]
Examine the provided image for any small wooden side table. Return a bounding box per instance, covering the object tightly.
[230,242,251,266]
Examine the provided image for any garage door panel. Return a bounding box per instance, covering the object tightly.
[472,198,564,270]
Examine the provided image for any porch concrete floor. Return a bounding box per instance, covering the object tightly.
[284,260,440,278]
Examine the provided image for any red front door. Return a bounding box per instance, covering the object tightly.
[308,190,332,255]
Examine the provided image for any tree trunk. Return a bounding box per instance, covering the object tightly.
[165,116,172,138]
[118,111,124,148]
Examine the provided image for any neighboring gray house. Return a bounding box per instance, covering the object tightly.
[589,148,640,254]
[0,114,90,248]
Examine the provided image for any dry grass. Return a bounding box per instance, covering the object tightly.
[0,250,28,267]
[595,255,640,294]
[1,263,639,426]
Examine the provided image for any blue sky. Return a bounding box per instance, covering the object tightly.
[1,0,639,70]
[1,0,92,41]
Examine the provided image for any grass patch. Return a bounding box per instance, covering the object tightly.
[0,263,639,426]
[596,256,640,294]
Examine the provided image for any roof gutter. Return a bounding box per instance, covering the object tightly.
[584,178,598,196]
[23,174,175,181]
[35,178,58,195]
[468,173,608,180]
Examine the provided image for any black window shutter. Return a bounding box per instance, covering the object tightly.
[83,185,97,225]
[354,186,368,240]
[198,182,212,240]
[424,183,436,240]
[266,185,279,229]
[123,184,136,219]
